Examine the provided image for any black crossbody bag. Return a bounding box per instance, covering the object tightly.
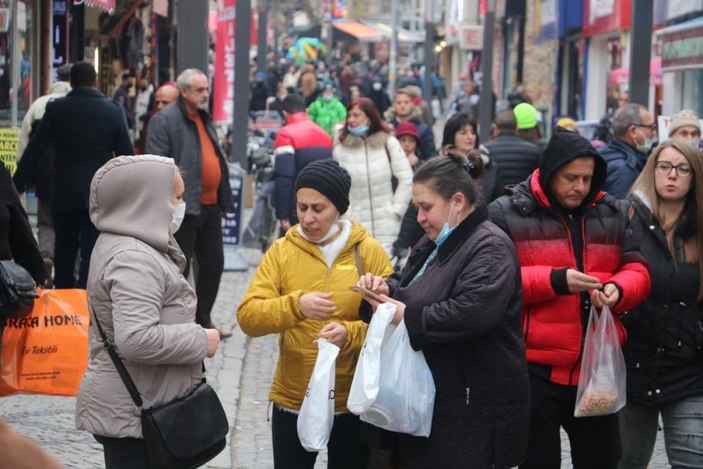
[0,260,39,319]
[91,308,228,469]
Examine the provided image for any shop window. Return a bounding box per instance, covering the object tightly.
[0,0,34,127]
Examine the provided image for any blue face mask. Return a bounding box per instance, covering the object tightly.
[689,139,701,150]
[349,123,369,137]
[636,128,654,154]
[434,204,458,246]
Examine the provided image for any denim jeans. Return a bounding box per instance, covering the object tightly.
[619,394,703,469]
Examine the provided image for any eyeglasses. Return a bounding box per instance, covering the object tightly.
[655,161,692,177]
[636,123,657,132]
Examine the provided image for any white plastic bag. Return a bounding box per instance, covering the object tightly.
[361,320,435,437]
[297,338,340,451]
[347,303,396,414]
[574,306,627,417]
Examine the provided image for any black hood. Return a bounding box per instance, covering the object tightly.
[538,127,607,204]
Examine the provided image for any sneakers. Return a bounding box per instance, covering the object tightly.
[202,322,232,339]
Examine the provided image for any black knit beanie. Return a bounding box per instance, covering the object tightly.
[294,159,351,215]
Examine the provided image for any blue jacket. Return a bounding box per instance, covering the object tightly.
[599,138,647,199]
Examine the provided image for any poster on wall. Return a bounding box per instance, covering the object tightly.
[0,129,20,174]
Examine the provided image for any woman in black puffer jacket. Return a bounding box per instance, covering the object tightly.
[620,139,703,468]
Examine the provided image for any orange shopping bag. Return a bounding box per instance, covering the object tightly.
[0,289,90,397]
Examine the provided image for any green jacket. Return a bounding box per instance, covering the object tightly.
[308,96,347,137]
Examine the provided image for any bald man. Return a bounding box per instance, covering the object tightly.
[154,82,179,111]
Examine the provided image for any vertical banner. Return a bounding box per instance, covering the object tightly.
[212,0,236,123]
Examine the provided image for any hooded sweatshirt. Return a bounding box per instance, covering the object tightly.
[488,128,650,385]
[76,155,208,439]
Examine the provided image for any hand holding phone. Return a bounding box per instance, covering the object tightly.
[348,285,384,303]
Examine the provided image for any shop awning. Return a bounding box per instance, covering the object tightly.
[360,20,425,43]
[332,21,384,42]
[658,17,703,72]
[82,0,116,14]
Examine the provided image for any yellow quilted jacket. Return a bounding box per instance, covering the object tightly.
[237,222,393,412]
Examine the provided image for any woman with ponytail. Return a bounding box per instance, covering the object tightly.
[357,152,529,468]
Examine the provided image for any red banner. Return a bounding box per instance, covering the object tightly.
[212,0,235,123]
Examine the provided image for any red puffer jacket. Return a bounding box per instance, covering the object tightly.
[489,170,650,385]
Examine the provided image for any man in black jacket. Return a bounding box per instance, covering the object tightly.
[14,61,133,288]
[484,109,541,202]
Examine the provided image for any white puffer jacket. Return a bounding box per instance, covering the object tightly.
[333,130,413,255]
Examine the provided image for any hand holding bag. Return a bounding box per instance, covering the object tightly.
[91,308,228,468]
[297,338,340,452]
[361,320,435,437]
[347,303,396,414]
[574,306,627,417]
[0,260,39,319]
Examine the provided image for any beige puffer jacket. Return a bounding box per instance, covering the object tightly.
[75,155,208,439]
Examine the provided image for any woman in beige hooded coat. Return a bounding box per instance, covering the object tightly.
[75,155,220,467]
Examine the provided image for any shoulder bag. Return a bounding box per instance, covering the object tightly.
[0,260,39,319]
[91,308,228,469]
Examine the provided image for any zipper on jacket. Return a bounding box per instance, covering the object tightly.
[465,387,470,406]
[364,141,376,236]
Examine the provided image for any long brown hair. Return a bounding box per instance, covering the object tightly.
[337,97,391,142]
[629,139,703,298]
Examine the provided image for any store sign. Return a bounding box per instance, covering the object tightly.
[53,1,68,74]
[77,0,116,14]
[0,129,19,174]
[654,0,703,25]
[661,24,703,70]
[582,0,631,37]
[459,25,483,50]
[212,0,235,123]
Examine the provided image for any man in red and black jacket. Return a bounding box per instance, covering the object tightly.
[273,94,333,232]
[488,127,651,469]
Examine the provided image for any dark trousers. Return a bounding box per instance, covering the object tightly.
[173,204,224,326]
[520,373,621,469]
[271,404,369,469]
[94,435,148,469]
[52,209,99,289]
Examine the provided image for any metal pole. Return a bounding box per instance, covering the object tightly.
[176,0,208,74]
[422,0,434,102]
[10,0,18,127]
[272,0,279,62]
[233,0,251,167]
[389,0,398,97]
[478,0,496,142]
[257,4,267,72]
[628,0,653,107]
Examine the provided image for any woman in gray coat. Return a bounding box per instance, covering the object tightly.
[358,152,529,468]
[75,155,220,468]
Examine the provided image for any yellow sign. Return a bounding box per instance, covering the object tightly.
[0,128,19,174]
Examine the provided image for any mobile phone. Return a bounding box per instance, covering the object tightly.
[348,285,384,303]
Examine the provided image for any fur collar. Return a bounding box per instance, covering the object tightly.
[338,130,391,149]
[384,105,423,124]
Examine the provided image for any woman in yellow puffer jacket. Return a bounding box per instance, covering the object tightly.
[237,159,393,469]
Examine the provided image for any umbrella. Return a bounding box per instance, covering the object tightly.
[286,37,327,64]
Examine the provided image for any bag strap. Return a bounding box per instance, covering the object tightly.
[354,244,364,276]
[89,306,144,408]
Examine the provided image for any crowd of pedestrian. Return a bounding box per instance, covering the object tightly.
[6,54,703,469]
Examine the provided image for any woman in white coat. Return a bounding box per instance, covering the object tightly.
[333,97,413,255]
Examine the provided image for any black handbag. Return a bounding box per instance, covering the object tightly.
[91,308,229,469]
[0,260,39,319]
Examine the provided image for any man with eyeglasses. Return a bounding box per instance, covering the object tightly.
[146,68,235,338]
[599,103,656,199]
[668,109,701,151]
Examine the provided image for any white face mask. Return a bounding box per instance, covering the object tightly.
[297,216,340,245]
[169,202,186,234]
